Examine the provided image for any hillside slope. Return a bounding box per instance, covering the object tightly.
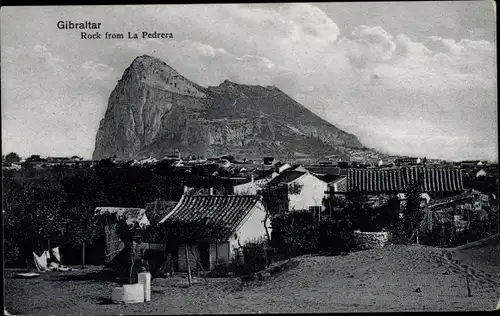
[93,55,363,160]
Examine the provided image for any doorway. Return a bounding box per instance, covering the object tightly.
[198,242,210,271]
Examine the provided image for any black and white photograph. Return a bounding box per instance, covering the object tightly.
[1,2,499,314]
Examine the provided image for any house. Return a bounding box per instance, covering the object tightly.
[25,155,47,163]
[476,169,487,178]
[158,195,271,272]
[395,157,421,166]
[2,163,21,170]
[289,164,308,172]
[47,157,73,163]
[460,160,481,168]
[346,167,464,194]
[219,159,232,169]
[337,161,350,168]
[421,189,491,238]
[275,162,291,173]
[268,170,328,211]
[318,160,334,165]
[263,157,276,165]
[339,166,465,207]
[132,157,158,166]
[326,176,347,197]
[304,165,341,176]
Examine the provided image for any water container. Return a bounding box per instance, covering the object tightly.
[111,284,144,304]
[138,272,151,302]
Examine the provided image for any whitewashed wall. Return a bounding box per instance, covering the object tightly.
[233,182,261,195]
[288,174,328,211]
[229,202,271,258]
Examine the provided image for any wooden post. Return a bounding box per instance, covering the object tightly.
[264,246,269,268]
[81,242,86,268]
[215,240,219,265]
[466,275,472,297]
[184,245,192,287]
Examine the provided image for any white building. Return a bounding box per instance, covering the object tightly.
[277,163,291,173]
[158,195,271,272]
[233,175,273,195]
[476,169,487,177]
[269,170,328,211]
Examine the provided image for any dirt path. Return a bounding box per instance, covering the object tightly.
[5,244,499,314]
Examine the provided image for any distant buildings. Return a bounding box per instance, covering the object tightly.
[263,157,276,165]
[394,157,422,166]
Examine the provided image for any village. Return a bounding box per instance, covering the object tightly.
[3,151,499,313]
[2,2,499,313]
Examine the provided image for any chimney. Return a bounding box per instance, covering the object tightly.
[251,175,255,183]
[183,185,189,194]
[178,151,181,160]
[209,187,214,195]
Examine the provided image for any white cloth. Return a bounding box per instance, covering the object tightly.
[33,250,50,271]
[50,247,61,263]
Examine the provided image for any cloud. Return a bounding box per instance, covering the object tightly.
[1,4,496,161]
[82,61,114,81]
[340,25,397,69]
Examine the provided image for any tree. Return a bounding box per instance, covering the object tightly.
[260,183,289,216]
[3,176,69,266]
[318,205,355,254]
[5,152,21,163]
[403,177,425,244]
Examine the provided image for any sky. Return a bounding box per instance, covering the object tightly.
[1,2,497,161]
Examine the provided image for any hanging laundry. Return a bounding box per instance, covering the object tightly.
[33,250,50,272]
[50,247,61,263]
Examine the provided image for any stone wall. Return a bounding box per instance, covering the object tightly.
[353,230,391,250]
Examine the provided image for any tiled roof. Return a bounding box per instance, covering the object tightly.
[347,167,464,193]
[268,170,306,185]
[427,191,475,210]
[305,165,341,176]
[316,173,342,184]
[159,195,262,240]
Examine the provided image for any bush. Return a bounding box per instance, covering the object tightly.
[318,212,356,255]
[229,240,270,277]
[271,212,319,259]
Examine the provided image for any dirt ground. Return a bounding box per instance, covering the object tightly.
[4,243,500,315]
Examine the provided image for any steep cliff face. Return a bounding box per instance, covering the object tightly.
[93,55,364,160]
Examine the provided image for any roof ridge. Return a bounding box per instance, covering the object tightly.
[187,194,261,197]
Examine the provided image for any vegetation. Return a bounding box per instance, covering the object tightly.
[3,157,497,268]
[4,152,21,163]
[2,161,238,267]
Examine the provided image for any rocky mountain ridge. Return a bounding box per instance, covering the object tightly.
[93,55,364,160]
